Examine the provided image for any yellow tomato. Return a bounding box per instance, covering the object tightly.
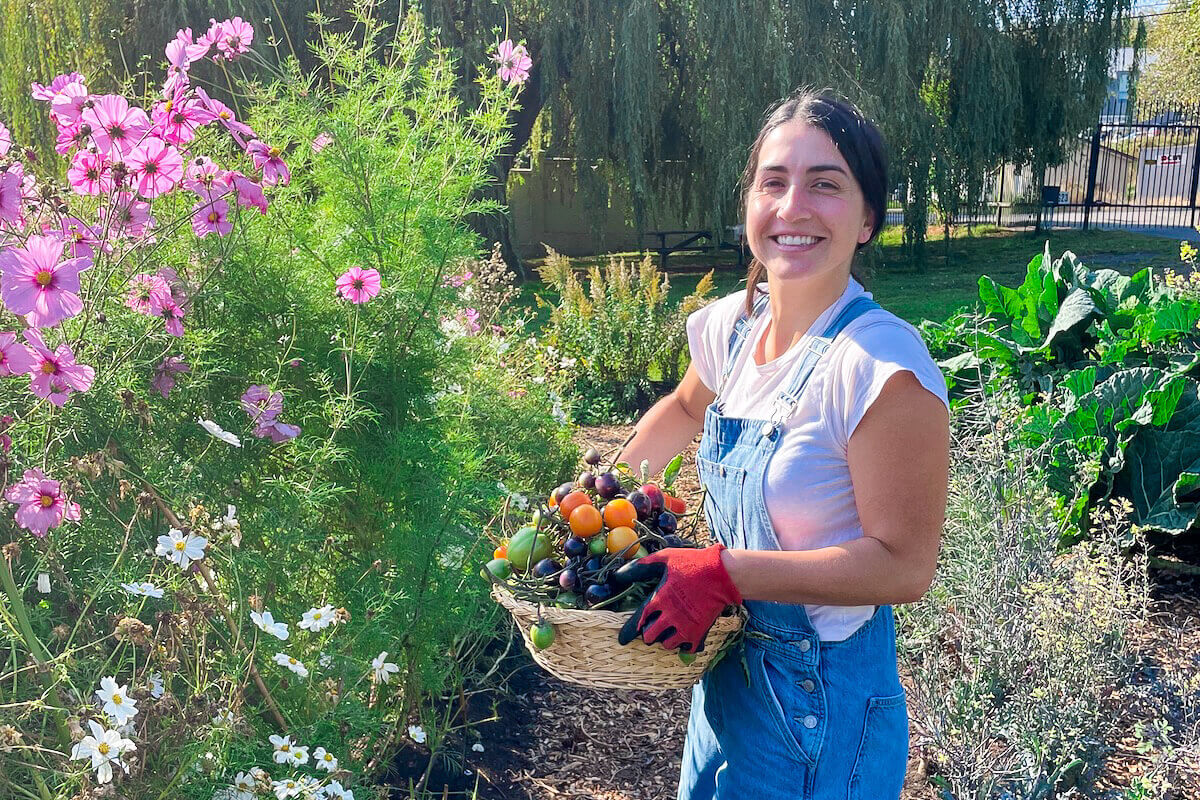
[606,526,639,558]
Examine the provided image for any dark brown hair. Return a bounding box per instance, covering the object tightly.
[740,88,889,314]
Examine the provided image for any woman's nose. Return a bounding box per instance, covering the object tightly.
[776,184,813,221]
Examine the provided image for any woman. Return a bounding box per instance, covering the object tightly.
[613,89,951,800]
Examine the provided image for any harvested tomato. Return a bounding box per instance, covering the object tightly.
[557,490,592,521]
[568,504,603,537]
[602,497,637,530]
[507,526,553,571]
[664,494,686,515]
[678,651,697,665]
[606,526,638,557]
[493,544,508,560]
[587,536,608,556]
[530,620,556,650]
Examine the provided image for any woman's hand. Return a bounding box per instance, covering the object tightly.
[615,543,742,653]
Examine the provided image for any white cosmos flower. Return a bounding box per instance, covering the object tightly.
[156,528,208,570]
[251,610,290,640]
[320,781,354,800]
[318,652,334,669]
[407,724,427,744]
[96,676,138,726]
[313,746,338,772]
[147,672,164,699]
[509,492,529,511]
[270,733,301,764]
[199,418,242,446]
[287,744,309,767]
[299,604,335,632]
[212,708,234,726]
[272,777,303,799]
[435,545,465,570]
[70,719,135,784]
[213,788,246,800]
[371,651,399,684]
[232,771,257,794]
[37,572,50,593]
[472,742,485,752]
[273,652,309,678]
[121,581,164,598]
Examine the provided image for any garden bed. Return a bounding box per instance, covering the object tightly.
[393,424,1200,799]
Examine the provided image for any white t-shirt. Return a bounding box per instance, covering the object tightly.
[685,278,950,641]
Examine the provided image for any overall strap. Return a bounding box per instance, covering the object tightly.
[714,291,771,406]
[764,295,882,430]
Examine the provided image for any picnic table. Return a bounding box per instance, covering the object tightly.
[642,226,746,270]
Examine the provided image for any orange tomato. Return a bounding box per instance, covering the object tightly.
[602,498,637,530]
[494,544,508,559]
[548,495,558,509]
[606,526,639,557]
[557,490,592,521]
[664,494,686,515]
[569,504,603,537]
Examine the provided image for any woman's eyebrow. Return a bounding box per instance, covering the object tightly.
[759,164,848,176]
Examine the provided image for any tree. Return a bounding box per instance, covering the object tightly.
[1142,0,1200,104]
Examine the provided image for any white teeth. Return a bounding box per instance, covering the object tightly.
[776,235,819,246]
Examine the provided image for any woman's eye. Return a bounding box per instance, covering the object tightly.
[814,180,838,191]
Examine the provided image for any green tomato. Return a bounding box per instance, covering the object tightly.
[678,651,697,665]
[507,526,553,571]
[587,536,608,556]
[530,620,556,650]
[554,591,581,609]
[483,558,512,580]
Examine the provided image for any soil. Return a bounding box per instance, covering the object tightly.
[388,425,1200,800]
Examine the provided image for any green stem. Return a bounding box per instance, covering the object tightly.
[0,556,73,751]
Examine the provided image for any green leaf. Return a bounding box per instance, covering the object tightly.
[1041,287,1099,359]
[1145,300,1200,343]
[662,453,683,491]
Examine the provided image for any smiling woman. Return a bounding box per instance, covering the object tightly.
[615,89,950,800]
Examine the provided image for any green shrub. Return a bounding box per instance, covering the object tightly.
[0,6,567,798]
[898,379,1150,799]
[535,245,714,423]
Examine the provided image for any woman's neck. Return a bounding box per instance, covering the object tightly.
[756,268,852,364]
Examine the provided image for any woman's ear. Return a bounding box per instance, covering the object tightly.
[857,211,875,245]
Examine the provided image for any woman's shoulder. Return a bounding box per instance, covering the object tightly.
[838,306,932,360]
[686,286,756,338]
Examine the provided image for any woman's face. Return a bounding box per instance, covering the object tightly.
[744,120,874,285]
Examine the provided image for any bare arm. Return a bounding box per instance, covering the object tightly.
[616,362,716,476]
[720,371,950,606]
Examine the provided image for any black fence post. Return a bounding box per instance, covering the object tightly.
[1083,123,1103,231]
[1190,126,1200,231]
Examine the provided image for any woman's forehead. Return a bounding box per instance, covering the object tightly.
[757,121,847,174]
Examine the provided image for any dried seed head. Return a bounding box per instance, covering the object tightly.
[115,616,152,646]
[0,724,23,752]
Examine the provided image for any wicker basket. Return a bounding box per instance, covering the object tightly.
[491,585,744,690]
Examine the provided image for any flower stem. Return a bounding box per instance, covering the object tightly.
[0,553,73,752]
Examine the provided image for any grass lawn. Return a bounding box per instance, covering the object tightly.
[517,224,1187,325]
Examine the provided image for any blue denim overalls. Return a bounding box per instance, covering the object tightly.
[678,292,909,800]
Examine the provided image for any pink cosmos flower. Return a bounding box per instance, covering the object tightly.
[336,266,382,304]
[0,235,89,327]
[157,267,191,312]
[492,40,532,86]
[81,95,150,157]
[183,156,230,199]
[166,27,211,70]
[4,468,81,538]
[152,92,215,145]
[127,137,183,198]
[246,140,290,187]
[0,121,10,155]
[240,384,283,423]
[103,193,154,239]
[151,355,190,398]
[54,120,91,155]
[58,217,104,259]
[195,88,255,146]
[31,73,85,102]
[23,329,94,406]
[255,417,301,442]
[461,307,481,334]
[67,151,114,196]
[228,172,267,213]
[50,81,89,125]
[192,197,232,237]
[213,17,253,60]
[0,170,20,223]
[159,297,185,337]
[126,273,172,316]
[311,132,333,153]
[0,331,36,376]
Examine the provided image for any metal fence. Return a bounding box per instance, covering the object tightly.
[888,101,1200,236]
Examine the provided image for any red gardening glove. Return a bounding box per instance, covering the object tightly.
[615,543,742,653]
